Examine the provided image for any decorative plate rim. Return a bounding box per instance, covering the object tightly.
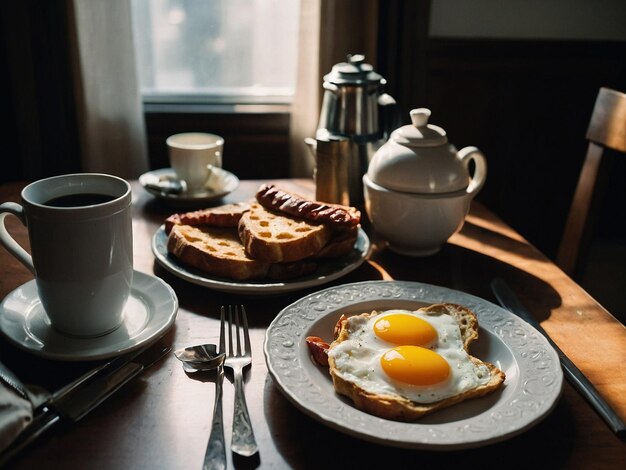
[263,280,563,449]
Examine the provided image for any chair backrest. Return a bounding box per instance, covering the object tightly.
[557,87,626,278]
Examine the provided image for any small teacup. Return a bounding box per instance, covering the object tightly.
[0,173,133,337]
[167,132,224,192]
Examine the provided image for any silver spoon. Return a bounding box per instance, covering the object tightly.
[175,344,225,372]
[145,178,186,195]
[175,344,227,470]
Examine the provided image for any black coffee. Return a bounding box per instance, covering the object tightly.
[44,193,116,207]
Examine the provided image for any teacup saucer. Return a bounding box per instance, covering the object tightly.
[0,271,178,361]
[139,167,239,206]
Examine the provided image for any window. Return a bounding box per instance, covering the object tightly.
[131,0,300,104]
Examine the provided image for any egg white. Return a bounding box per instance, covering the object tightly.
[328,309,491,404]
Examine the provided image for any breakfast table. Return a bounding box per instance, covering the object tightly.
[0,178,624,469]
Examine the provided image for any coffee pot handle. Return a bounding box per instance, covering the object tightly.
[458,146,487,196]
[0,203,35,275]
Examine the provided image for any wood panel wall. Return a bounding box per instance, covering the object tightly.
[380,38,626,259]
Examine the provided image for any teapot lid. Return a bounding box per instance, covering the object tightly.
[368,108,470,194]
[392,108,448,147]
[324,54,384,86]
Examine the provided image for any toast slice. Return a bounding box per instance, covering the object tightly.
[327,303,505,421]
[167,224,317,281]
[164,202,250,234]
[238,203,331,263]
[314,225,358,258]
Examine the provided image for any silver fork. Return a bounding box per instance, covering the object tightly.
[224,305,258,457]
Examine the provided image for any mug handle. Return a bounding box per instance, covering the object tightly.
[0,202,35,275]
[458,146,487,196]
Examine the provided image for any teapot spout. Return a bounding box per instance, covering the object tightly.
[304,137,317,159]
[378,92,402,139]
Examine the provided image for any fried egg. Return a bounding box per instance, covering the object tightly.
[328,308,492,403]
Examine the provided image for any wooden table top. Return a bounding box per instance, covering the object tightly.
[1,178,624,469]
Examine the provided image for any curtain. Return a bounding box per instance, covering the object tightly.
[67,0,148,178]
[1,2,82,182]
[289,0,380,177]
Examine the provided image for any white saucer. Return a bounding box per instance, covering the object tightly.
[139,167,239,205]
[0,271,178,361]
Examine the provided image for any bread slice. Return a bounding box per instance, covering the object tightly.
[167,224,317,281]
[168,224,268,280]
[164,202,250,234]
[238,203,331,263]
[314,226,358,258]
[327,303,505,421]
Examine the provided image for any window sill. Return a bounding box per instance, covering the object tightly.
[143,102,292,178]
[144,102,291,115]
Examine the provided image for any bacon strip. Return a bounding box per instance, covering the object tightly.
[306,336,330,366]
[164,202,250,234]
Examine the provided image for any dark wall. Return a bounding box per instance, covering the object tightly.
[378,33,626,260]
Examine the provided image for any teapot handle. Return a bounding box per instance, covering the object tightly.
[458,146,487,196]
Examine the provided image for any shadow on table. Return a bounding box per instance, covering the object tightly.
[262,375,575,469]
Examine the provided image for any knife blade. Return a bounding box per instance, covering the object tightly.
[490,277,626,436]
[0,340,171,465]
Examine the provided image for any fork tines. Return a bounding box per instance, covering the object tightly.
[225,305,251,360]
[221,304,257,455]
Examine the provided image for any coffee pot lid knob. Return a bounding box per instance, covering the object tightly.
[324,54,383,85]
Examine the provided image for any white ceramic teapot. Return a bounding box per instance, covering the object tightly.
[363,108,487,256]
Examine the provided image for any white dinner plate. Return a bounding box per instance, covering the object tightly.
[139,167,239,205]
[151,225,371,295]
[0,271,178,361]
[264,280,563,450]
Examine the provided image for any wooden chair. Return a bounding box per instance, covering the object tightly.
[557,87,626,278]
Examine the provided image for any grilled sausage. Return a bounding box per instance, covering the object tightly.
[255,184,360,227]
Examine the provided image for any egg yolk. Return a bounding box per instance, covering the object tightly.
[373,314,437,346]
[380,345,450,386]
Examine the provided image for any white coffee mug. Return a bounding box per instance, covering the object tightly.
[167,132,224,192]
[0,173,133,337]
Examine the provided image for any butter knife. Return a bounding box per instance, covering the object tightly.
[490,277,626,436]
[0,341,171,465]
[0,361,31,402]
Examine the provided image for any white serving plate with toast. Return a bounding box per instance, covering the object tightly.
[151,225,371,295]
[264,280,563,449]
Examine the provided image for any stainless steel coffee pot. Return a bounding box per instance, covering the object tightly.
[308,54,400,206]
[317,54,397,139]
